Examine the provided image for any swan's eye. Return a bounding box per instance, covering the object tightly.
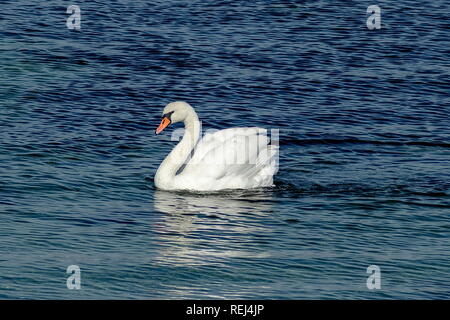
[162,111,175,120]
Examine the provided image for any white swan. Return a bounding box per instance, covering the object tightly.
[154,101,278,191]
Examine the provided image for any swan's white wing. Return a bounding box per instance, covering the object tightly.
[181,127,278,187]
[190,127,267,164]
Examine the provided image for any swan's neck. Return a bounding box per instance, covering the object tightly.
[155,113,200,189]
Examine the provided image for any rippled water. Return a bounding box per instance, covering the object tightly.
[1,1,449,299]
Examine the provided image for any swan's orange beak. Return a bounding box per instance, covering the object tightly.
[155,116,171,134]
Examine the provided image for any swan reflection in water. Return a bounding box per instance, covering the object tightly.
[152,189,276,267]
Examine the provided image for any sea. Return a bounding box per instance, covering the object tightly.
[0,0,449,299]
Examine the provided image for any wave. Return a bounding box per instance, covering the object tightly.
[281,137,450,148]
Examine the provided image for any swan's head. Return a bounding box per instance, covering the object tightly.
[155,101,194,134]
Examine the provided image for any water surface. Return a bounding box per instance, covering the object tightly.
[1,0,449,299]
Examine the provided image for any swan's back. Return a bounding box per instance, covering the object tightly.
[177,127,278,191]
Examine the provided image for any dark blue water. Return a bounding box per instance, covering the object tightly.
[1,0,449,299]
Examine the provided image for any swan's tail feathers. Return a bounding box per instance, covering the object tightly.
[244,143,279,187]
